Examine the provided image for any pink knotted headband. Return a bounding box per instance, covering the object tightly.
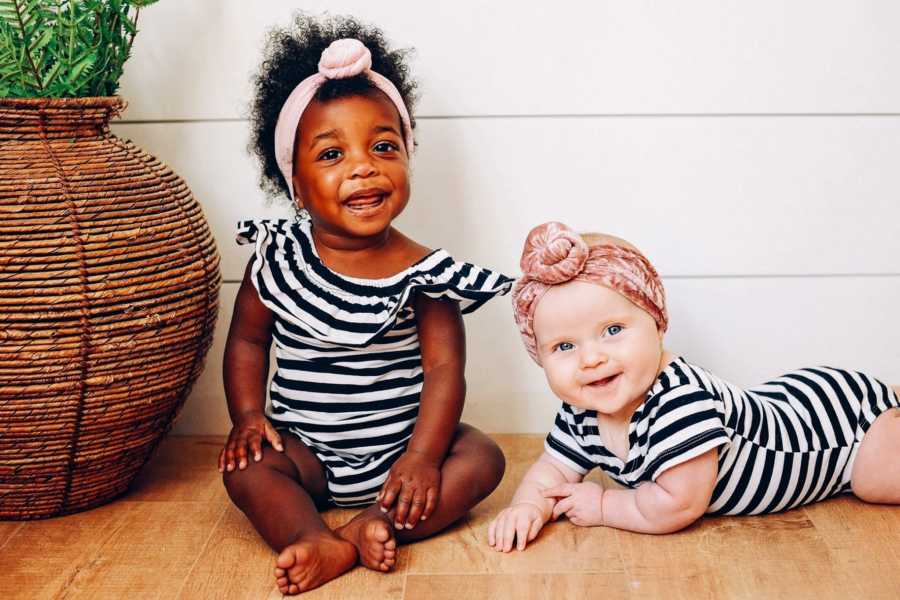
[511,222,668,364]
[273,38,415,201]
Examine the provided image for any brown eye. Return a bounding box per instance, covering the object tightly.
[373,141,398,153]
[318,149,341,161]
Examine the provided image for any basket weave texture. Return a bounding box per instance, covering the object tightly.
[0,97,221,520]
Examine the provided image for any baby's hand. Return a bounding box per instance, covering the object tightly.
[487,502,546,552]
[218,411,284,473]
[377,450,441,530]
[542,481,605,527]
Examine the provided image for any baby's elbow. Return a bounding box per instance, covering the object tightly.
[646,495,708,534]
[655,505,705,534]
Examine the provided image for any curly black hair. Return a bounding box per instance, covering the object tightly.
[248,14,419,201]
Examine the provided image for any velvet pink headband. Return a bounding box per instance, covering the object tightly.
[274,38,415,201]
[511,222,668,364]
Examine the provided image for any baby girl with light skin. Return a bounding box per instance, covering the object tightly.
[488,221,900,551]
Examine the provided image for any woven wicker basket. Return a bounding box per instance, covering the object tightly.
[0,97,221,520]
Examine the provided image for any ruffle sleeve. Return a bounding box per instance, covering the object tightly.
[236,219,513,346]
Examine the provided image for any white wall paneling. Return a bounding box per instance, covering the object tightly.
[110,2,900,435]
[112,116,900,282]
[120,1,900,121]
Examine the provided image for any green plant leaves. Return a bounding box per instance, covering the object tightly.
[0,0,157,97]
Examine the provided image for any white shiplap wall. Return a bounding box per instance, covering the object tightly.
[112,0,900,435]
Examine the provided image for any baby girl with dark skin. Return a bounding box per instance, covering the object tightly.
[218,16,511,595]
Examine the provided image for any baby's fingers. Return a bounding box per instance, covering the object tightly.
[487,515,499,547]
[421,486,438,521]
[489,511,507,550]
[404,488,426,528]
[223,437,240,472]
[248,430,265,463]
[234,433,253,470]
[394,485,413,529]
[492,510,508,552]
[501,511,518,552]
[264,421,284,452]
[217,447,226,473]
[552,496,575,521]
[527,516,543,543]
[542,483,574,499]
[379,476,401,512]
[515,516,532,551]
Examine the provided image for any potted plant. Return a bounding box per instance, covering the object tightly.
[0,0,221,520]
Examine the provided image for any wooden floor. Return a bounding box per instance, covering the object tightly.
[2,435,899,599]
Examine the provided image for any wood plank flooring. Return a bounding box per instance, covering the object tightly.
[1,435,898,599]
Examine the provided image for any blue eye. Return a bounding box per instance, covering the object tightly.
[555,342,574,352]
[606,325,623,336]
[317,148,342,161]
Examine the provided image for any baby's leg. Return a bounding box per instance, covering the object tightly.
[851,406,900,504]
[223,433,356,595]
[337,423,505,568]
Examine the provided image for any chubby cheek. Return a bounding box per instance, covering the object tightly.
[315,172,344,197]
[295,172,338,208]
[389,169,411,204]
[629,345,662,390]
[543,360,580,404]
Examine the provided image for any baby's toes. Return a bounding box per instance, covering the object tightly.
[366,545,385,568]
[274,563,289,592]
[371,520,391,543]
[287,562,308,584]
[275,548,295,571]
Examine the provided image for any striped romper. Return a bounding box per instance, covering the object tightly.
[547,356,900,515]
[237,218,513,507]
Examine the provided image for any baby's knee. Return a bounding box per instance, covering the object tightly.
[480,437,506,487]
[457,428,506,496]
[222,460,272,505]
[222,466,250,502]
[851,471,895,504]
[851,408,900,504]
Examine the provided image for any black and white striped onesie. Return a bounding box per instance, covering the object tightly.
[237,218,513,507]
[547,356,900,515]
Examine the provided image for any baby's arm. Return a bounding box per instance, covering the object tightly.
[377,295,465,528]
[218,262,283,473]
[545,448,718,534]
[488,452,582,552]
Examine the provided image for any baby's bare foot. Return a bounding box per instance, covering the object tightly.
[336,509,397,572]
[273,532,357,595]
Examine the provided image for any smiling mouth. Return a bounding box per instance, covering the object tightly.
[588,373,620,388]
[344,193,386,214]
